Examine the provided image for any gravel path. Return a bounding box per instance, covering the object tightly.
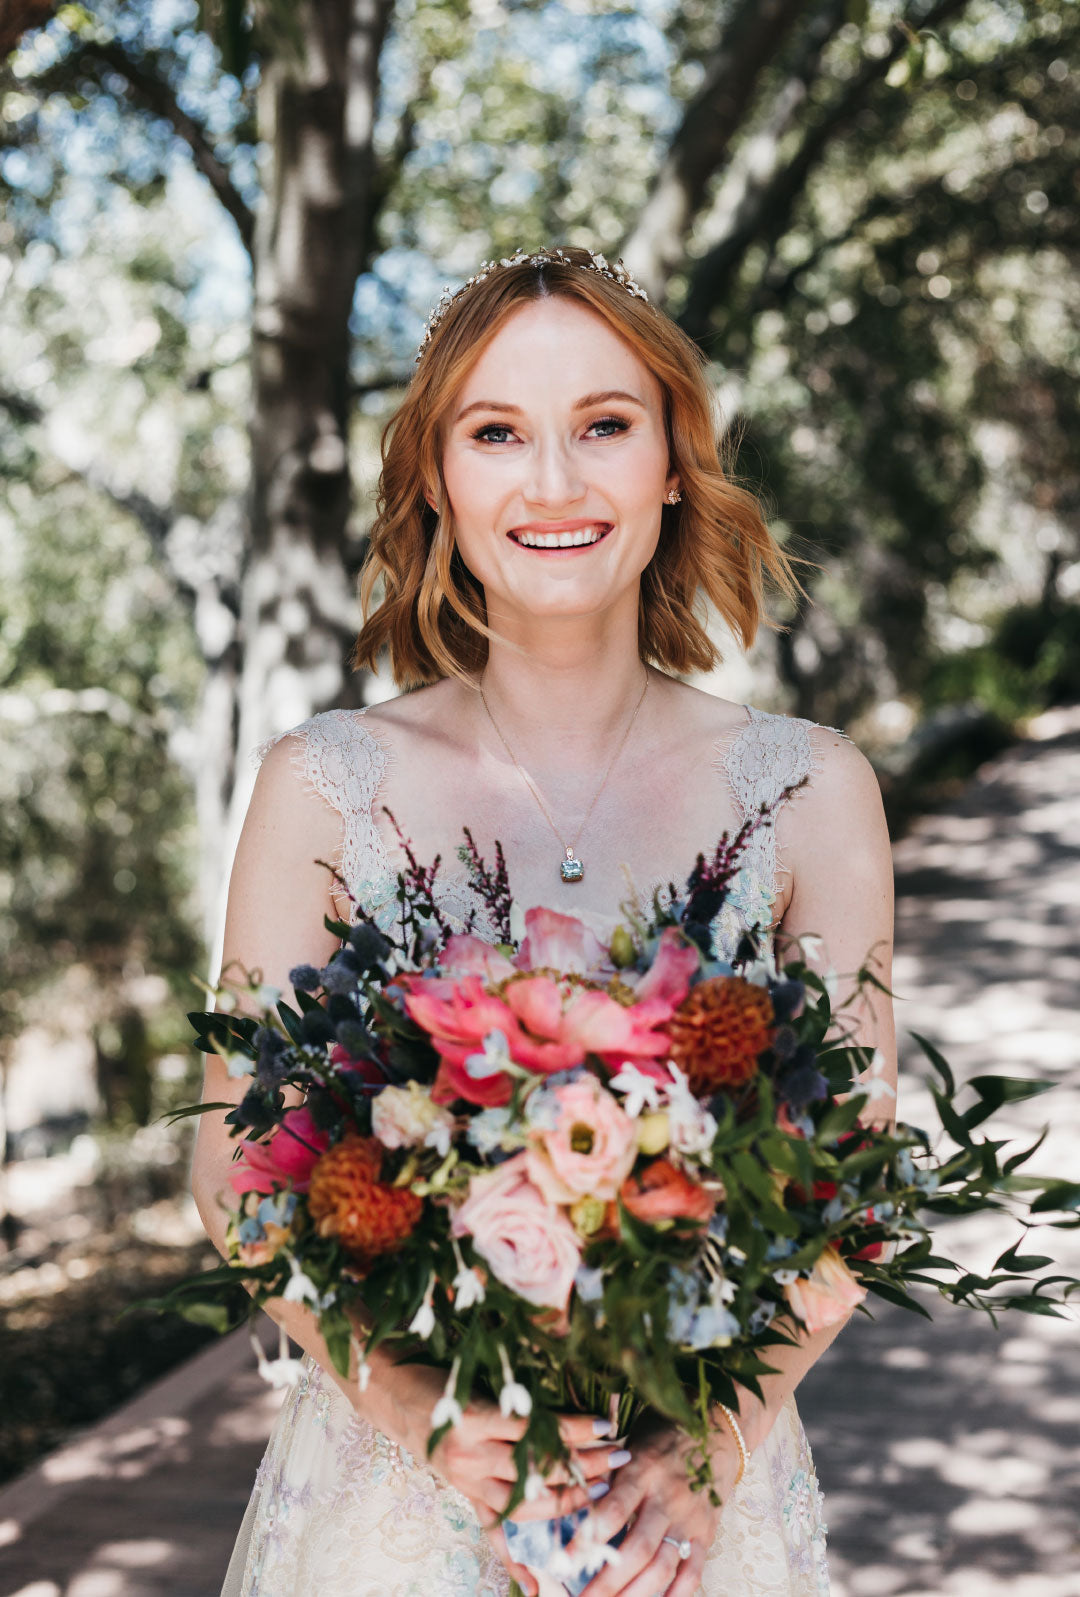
[3,707,1077,1597]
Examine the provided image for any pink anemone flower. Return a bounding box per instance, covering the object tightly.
[228,1106,329,1197]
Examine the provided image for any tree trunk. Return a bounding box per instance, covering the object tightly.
[212,0,393,958]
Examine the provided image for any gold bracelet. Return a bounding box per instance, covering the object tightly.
[715,1402,750,1487]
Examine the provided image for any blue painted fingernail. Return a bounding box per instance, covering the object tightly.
[588,1481,611,1500]
[592,1417,615,1438]
[608,1449,632,1468]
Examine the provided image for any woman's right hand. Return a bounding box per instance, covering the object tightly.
[432,1397,624,1597]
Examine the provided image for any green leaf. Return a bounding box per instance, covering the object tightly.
[910,1031,954,1097]
[177,1300,237,1333]
[161,1100,234,1125]
[319,1305,354,1378]
[962,1075,1054,1132]
[864,1278,933,1318]
[1003,1127,1050,1175]
[1030,1182,1080,1215]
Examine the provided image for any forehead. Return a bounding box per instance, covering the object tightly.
[453,296,661,409]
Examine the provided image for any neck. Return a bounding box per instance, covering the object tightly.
[470,624,653,764]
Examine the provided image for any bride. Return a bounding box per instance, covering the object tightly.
[193,245,897,1597]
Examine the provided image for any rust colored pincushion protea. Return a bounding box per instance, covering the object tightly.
[308,1135,422,1261]
[666,975,775,1094]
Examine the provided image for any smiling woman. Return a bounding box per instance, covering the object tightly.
[352,246,809,688]
[200,244,897,1597]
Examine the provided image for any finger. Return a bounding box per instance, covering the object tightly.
[558,1412,621,1448]
[545,1445,626,1486]
[507,1481,598,1522]
[486,1523,540,1597]
[578,1505,669,1597]
[565,1478,645,1564]
[666,1549,707,1597]
[480,1409,532,1443]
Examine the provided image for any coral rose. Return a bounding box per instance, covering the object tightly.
[526,1076,638,1203]
[228,1107,329,1198]
[308,1134,422,1262]
[783,1244,868,1332]
[450,1153,581,1312]
[619,1157,716,1227]
[666,975,775,1095]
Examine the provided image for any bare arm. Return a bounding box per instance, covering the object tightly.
[189,735,428,1440]
[736,726,898,1453]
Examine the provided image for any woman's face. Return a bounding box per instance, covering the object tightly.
[438,297,679,627]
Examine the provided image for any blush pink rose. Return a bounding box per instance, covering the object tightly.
[228,1107,329,1197]
[783,1245,868,1332]
[450,1153,581,1312]
[527,1076,638,1203]
[513,906,612,978]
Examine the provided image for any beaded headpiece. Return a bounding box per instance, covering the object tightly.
[414,245,650,365]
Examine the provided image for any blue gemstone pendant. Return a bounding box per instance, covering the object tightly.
[560,848,584,882]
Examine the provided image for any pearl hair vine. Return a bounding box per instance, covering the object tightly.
[414,245,650,365]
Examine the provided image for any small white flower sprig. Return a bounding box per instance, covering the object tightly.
[414,245,650,365]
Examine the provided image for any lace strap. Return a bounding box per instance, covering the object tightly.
[252,708,400,924]
[715,705,853,929]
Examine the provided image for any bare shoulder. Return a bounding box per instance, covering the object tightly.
[782,719,892,892]
[358,678,465,755]
[245,731,344,851]
[803,722,886,824]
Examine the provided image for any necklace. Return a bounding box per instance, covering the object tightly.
[477,667,651,882]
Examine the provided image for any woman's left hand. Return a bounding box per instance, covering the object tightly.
[569,1412,740,1597]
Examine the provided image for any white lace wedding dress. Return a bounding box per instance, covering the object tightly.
[221,702,849,1597]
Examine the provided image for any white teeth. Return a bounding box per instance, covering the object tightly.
[514,525,607,548]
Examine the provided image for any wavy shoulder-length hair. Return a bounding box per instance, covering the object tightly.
[352,246,808,688]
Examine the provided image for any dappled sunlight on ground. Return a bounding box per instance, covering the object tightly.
[801,708,1080,1597]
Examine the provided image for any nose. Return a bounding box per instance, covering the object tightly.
[521,432,587,511]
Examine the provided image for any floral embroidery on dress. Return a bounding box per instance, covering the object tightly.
[229,703,843,1597]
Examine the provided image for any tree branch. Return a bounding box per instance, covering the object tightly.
[620,0,816,297]
[0,0,60,59]
[678,0,972,344]
[35,35,256,254]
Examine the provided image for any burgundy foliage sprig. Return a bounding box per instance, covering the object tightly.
[457,826,514,945]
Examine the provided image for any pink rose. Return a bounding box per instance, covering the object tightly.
[440,934,517,984]
[513,906,612,978]
[450,1153,581,1312]
[527,1076,638,1203]
[784,1245,868,1332]
[228,1107,329,1197]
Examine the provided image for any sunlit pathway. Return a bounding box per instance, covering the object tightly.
[799,703,1080,1597]
[1,708,1077,1597]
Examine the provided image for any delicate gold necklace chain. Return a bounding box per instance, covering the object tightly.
[477,667,650,882]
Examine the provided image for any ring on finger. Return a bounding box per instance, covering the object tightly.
[661,1534,693,1560]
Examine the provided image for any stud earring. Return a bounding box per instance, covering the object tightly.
[665,488,682,505]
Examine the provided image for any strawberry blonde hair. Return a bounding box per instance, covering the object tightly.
[352,247,808,687]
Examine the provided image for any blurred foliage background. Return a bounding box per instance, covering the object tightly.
[0,0,1077,1480]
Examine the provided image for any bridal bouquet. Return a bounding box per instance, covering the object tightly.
[167,792,1079,1596]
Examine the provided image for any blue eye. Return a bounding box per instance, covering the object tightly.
[469,415,631,444]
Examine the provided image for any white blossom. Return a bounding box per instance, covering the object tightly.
[464,1027,513,1080]
[665,1063,718,1155]
[451,1239,486,1309]
[431,1358,464,1428]
[498,1345,533,1418]
[607,1061,664,1118]
[281,1264,321,1307]
[408,1273,437,1339]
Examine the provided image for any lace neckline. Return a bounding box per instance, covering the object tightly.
[342,703,758,936]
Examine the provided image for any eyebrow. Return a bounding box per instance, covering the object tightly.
[454,390,647,424]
